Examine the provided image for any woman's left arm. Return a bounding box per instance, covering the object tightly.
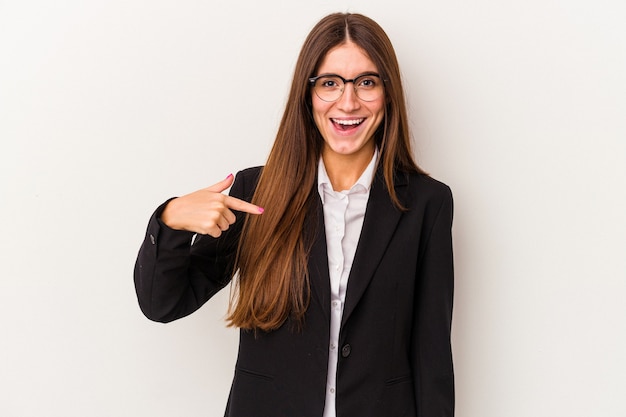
[412,184,455,417]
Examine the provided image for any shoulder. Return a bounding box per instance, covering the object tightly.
[236,166,263,180]
[404,172,453,203]
[398,171,454,221]
[230,166,264,202]
[398,172,454,231]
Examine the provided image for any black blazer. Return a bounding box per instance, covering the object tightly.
[134,166,454,417]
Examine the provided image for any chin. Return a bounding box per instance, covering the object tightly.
[326,138,372,157]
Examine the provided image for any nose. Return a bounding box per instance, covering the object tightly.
[336,82,361,112]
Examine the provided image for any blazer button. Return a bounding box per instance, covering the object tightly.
[341,344,351,358]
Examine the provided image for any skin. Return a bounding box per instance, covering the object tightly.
[161,174,263,237]
[312,41,385,191]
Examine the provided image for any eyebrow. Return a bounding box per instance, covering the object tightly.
[314,71,381,78]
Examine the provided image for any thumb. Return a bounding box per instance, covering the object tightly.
[205,173,235,193]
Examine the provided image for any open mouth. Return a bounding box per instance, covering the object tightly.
[332,118,364,131]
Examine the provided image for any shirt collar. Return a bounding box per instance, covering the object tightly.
[317,148,379,204]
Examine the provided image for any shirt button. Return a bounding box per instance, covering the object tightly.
[330,387,335,394]
[341,344,351,358]
[330,343,336,350]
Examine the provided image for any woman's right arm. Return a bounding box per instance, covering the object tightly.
[133,171,263,323]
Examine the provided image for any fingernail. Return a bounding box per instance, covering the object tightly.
[226,173,233,179]
[258,207,265,214]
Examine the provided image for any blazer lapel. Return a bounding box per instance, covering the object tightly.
[341,171,408,326]
[307,192,331,324]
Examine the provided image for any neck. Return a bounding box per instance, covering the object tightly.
[322,147,375,191]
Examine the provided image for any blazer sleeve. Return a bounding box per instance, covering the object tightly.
[133,169,257,323]
[412,184,455,417]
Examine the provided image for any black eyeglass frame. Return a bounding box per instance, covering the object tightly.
[308,72,385,102]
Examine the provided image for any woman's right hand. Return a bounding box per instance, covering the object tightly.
[161,174,264,237]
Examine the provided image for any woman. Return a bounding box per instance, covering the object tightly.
[135,12,454,417]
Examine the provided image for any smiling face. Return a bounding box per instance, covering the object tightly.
[312,41,385,165]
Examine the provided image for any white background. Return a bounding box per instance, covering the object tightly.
[1,1,625,416]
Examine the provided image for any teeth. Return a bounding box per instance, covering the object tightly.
[332,118,364,126]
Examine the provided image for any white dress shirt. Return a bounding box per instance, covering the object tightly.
[318,149,378,417]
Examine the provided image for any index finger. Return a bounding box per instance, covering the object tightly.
[225,195,265,215]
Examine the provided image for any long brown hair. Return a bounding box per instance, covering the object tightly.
[227,13,423,331]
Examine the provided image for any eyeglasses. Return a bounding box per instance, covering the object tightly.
[308,72,384,102]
